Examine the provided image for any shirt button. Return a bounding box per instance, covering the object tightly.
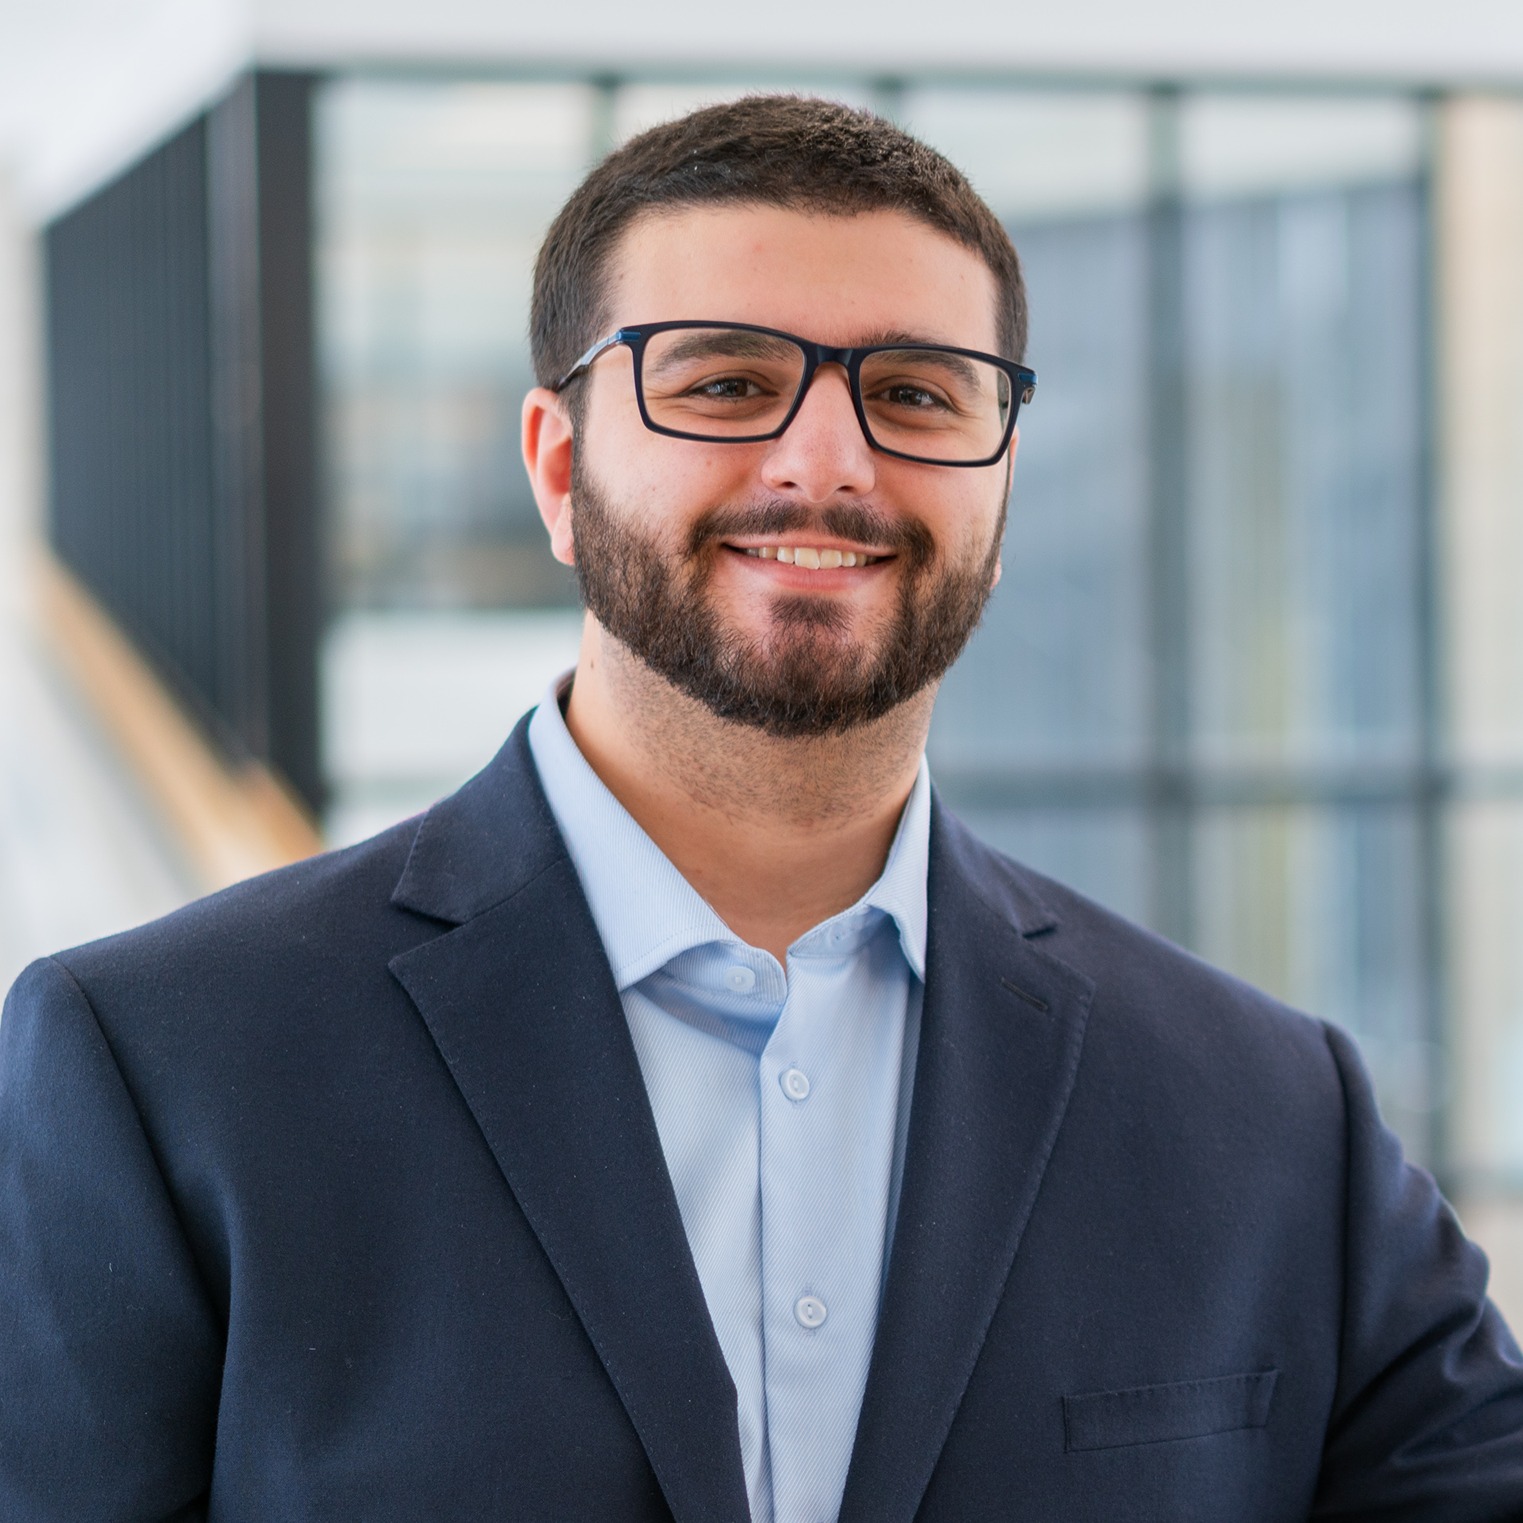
[795,1295,828,1329]
[724,965,757,993]
[780,1067,811,1102]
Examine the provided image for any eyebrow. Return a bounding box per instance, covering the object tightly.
[647,331,803,368]
[851,327,956,348]
[866,346,985,390]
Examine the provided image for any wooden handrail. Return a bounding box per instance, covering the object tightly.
[34,547,323,891]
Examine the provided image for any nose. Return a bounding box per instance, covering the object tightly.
[758,363,877,503]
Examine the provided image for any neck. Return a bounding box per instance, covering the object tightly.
[562,619,931,961]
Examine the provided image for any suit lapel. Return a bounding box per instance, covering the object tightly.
[388,722,750,1523]
[839,804,1095,1523]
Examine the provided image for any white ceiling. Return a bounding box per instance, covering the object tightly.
[3,0,1523,222]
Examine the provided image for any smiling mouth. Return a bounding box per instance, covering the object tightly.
[732,545,889,570]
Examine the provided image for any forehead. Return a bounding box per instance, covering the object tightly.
[603,203,1002,352]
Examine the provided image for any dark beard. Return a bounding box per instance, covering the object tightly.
[568,458,1004,738]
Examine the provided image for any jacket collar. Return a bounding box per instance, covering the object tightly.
[391,715,567,927]
[390,717,751,1523]
[390,718,1092,1523]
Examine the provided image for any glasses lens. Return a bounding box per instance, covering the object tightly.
[639,327,807,438]
[858,349,1013,461]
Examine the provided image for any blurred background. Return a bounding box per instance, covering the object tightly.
[1,0,1521,1313]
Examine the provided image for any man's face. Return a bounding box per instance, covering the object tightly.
[564,204,1015,737]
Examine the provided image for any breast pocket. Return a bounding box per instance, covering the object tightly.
[1062,1370,1278,1452]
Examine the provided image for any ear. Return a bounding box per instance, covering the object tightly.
[522,386,577,566]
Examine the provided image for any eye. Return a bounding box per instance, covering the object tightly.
[686,373,770,401]
[871,380,954,412]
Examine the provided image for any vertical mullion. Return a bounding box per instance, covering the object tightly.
[1415,90,1452,1184]
[1144,85,1194,947]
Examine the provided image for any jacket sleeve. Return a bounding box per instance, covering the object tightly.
[1314,1021,1523,1520]
[0,957,221,1521]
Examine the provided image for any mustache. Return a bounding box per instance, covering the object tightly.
[686,500,934,564]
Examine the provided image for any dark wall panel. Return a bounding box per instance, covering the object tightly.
[44,72,323,813]
[47,119,221,728]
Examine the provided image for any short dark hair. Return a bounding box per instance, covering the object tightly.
[529,94,1027,399]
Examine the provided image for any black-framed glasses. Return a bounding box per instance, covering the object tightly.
[553,320,1036,468]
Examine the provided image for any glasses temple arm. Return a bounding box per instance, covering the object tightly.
[552,332,631,393]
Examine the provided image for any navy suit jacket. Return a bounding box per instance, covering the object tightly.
[2,719,1522,1521]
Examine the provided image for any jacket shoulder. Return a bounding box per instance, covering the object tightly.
[935,804,1338,1082]
[45,814,432,1012]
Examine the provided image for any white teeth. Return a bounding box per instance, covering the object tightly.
[742,545,876,568]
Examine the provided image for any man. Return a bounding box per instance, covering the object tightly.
[2,96,1521,1522]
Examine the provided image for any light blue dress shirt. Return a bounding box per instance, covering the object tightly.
[527,679,928,1523]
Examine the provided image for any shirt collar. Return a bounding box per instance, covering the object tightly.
[526,672,930,990]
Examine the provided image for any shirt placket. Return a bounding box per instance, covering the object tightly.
[757,926,905,1522]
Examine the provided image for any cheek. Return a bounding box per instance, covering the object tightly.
[917,489,1001,565]
[587,433,763,521]
[664,438,764,495]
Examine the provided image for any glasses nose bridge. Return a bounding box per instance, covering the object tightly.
[793,341,861,415]
[801,339,858,382]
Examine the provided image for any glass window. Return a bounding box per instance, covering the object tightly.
[320,607,584,847]
[1181,96,1426,770]
[1450,801,1523,1180]
[314,79,598,840]
[918,91,1152,780]
[946,806,1151,927]
[933,210,1151,775]
[316,78,596,612]
[1192,802,1432,1158]
[1179,95,1422,200]
[900,89,1150,221]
